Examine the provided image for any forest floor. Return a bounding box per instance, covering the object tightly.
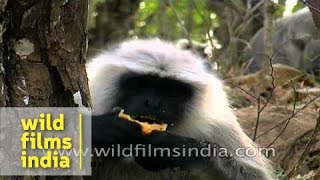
[227,64,320,179]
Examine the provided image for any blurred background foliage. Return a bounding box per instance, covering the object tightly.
[88,0,217,41]
[87,0,306,74]
[88,0,304,41]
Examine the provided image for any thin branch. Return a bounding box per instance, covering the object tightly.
[266,80,297,147]
[167,0,193,47]
[256,93,320,139]
[225,80,258,100]
[252,96,262,140]
[258,54,276,114]
[299,0,320,13]
[252,53,276,141]
[285,110,320,179]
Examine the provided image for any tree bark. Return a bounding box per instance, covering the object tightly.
[0,0,90,108]
[0,0,8,107]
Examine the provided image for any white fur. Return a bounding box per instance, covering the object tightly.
[86,39,273,179]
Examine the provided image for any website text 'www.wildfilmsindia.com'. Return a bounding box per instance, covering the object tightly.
[53,144,276,158]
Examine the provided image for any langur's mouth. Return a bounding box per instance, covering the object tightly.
[135,115,162,124]
[113,107,165,124]
[118,110,168,135]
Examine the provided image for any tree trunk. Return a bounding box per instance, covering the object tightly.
[185,0,193,36]
[262,0,274,71]
[207,0,264,75]
[306,0,320,30]
[0,0,90,178]
[0,0,8,107]
[158,0,167,38]
[0,0,90,108]
[88,0,141,56]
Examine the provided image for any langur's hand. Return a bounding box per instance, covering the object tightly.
[92,110,142,147]
[134,131,216,171]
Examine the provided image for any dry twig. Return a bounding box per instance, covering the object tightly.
[285,110,320,179]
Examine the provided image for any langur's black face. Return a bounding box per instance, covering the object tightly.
[111,73,195,126]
